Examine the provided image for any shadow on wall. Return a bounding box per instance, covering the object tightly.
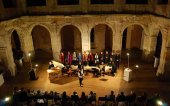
[121,48,142,60]
[34,49,53,60]
[157,63,170,82]
[0,62,12,81]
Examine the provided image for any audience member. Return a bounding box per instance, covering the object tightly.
[88,91,96,104]
[116,92,126,105]
[71,91,79,105]
[80,91,87,105]
[107,90,115,103]
[61,91,69,105]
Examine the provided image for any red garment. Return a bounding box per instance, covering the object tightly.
[88,54,94,61]
[59,53,65,64]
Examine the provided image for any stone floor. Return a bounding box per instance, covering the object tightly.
[0,53,170,105]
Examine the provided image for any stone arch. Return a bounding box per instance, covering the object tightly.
[8,28,24,51]
[90,22,115,36]
[29,23,52,35]
[31,24,53,60]
[11,30,21,50]
[4,29,23,76]
[60,24,82,53]
[59,23,82,33]
[90,24,113,52]
[27,23,53,52]
[121,23,146,59]
[121,23,148,36]
[121,23,146,50]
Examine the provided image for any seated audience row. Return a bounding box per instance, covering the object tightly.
[10,87,163,106]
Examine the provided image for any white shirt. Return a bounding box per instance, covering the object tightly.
[78,70,84,78]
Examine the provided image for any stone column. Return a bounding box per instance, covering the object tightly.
[112,32,122,52]
[0,30,16,76]
[162,47,170,78]
[0,47,12,72]
[147,36,157,58]
[156,30,170,80]
[142,33,156,62]
[149,36,158,65]
[81,25,90,53]
[0,37,8,69]
[49,23,61,61]
[21,27,35,61]
[0,31,17,76]
[17,28,33,62]
[156,52,165,75]
[4,35,16,76]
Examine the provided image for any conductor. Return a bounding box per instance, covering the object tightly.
[78,69,84,87]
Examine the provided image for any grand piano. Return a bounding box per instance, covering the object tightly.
[47,61,64,81]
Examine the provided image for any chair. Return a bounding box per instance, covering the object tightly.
[98,97,106,105]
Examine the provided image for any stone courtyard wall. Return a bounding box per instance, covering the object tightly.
[0,14,170,79]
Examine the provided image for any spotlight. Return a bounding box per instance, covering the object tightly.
[126,53,130,56]
[28,53,31,57]
[135,65,139,68]
[4,97,10,102]
[157,100,163,106]
[35,64,39,67]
